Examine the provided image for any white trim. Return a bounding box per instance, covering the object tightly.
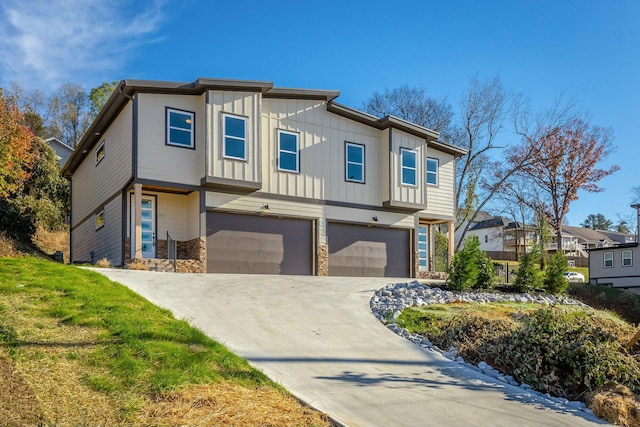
[604,251,614,268]
[222,113,247,160]
[345,142,365,183]
[166,107,195,148]
[277,129,299,173]
[95,140,105,165]
[426,157,439,186]
[622,249,633,267]
[400,148,417,187]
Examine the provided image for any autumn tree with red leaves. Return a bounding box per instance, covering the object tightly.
[513,118,619,247]
[0,93,35,198]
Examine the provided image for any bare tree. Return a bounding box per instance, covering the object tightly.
[48,83,90,147]
[513,116,619,247]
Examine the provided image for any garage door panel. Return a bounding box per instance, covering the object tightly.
[207,212,312,275]
[328,222,410,277]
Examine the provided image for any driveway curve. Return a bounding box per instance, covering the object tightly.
[95,270,607,427]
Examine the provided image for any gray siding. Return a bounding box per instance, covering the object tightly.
[71,196,122,265]
[71,102,132,226]
[137,93,205,185]
[589,247,640,287]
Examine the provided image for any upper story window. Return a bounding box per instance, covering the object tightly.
[604,251,613,268]
[166,108,195,149]
[345,142,365,183]
[277,130,299,173]
[223,113,247,160]
[400,148,417,186]
[95,140,105,165]
[622,249,633,267]
[426,157,439,185]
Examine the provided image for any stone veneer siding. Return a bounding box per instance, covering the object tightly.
[317,244,328,276]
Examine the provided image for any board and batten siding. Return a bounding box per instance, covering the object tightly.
[389,129,426,206]
[71,102,133,226]
[424,150,456,217]
[206,90,261,184]
[262,99,383,206]
[205,192,415,246]
[137,93,205,186]
[72,196,122,265]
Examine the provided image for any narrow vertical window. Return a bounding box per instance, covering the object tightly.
[166,108,195,148]
[345,142,365,183]
[418,225,427,271]
[223,114,247,160]
[95,210,105,230]
[401,148,417,186]
[278,130,299,173]
[622,250,632,267]
[426,157,439,185]
[604,251,613,268]
[95,140,105,165]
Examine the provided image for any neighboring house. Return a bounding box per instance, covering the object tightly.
[545,225,624,258]
[46,137,74,166]
[62,78,466,277]
[464,216,537,255]
[589,205,640,288]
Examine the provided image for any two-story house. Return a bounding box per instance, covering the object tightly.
[62,78,465,277]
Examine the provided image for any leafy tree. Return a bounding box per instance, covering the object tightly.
[0,94,35,198]
[543,251,568,294]
[475,249,496,289]
[581,213,613,230]
[513,248,542,293]
[88,81,119,120]
[614,220,630,233]
[513,118,619,247]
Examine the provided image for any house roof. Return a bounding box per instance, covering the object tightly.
[599,230,637,244]
[562,225,615,244]
[470,217,509,230]
[62,78,467,175]
[588,242,638,252]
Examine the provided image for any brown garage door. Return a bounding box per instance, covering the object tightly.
[328,222,410,277]
[206,211,313,275]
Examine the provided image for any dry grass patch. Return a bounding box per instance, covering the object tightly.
[589,384,640,427]
[0,232,21,258]
[127,259,149,271]
[32,225,69,262]
[137,383,331,427]
[0,351,48,427]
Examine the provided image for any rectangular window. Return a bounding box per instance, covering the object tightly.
[95,210,105,230]
[223,113,247,160]
[604,251,613,268]
[426,157,439,185]
[95,140,105,165]
[278,130,299,173]
[418,225,428,270]
[345,142,365,183]
[166,108,195,148]
[622,250,632,267]
[401,148,417,186]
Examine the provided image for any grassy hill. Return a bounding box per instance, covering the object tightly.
[0,257,330,426]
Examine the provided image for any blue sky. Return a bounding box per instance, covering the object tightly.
[1,0,638,227]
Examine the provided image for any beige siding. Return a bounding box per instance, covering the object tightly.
[126,191,200,242]
[71,102,132,225]
[72,196,122,265]
[389,129,426,205]
[424,150,456,217]
[207,90,261,183]
[379,129,390,202]
[262,99,383,205]
[137,93,205,185]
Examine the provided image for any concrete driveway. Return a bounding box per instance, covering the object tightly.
[95,269,606,427]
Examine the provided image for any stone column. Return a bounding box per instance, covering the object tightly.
[134,183,142,260]
[317,244,329,276]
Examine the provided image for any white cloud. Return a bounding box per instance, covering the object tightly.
[0,0,165,89]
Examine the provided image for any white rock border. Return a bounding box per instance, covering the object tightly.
[370,280,593,415]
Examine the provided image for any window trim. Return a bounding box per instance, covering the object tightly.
[165,107,195,149]
[622,249,633,267]
[400,148,418,187]
[277,129,300,173]
[604,251,614,268]
[95,210,105,230]
[426,157,439,186]
[345,141,365,184]
[95,140,105,166]
[222,113,247,161]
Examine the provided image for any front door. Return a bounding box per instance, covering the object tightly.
[131,195,156,259]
